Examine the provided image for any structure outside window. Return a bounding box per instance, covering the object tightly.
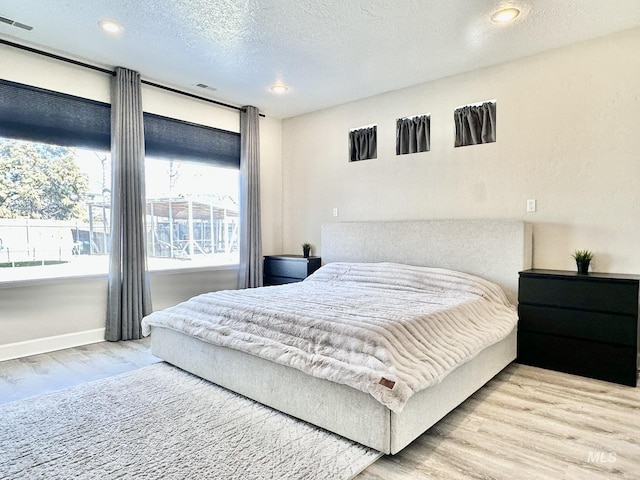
[144,158,239,270]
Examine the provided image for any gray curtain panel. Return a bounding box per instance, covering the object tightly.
[349,125,377,161]
[454,101,496,147]
[237,105,263,289]
[396,115,430,155]
[106,67,152,341]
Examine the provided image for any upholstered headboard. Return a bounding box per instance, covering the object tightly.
[321,219,532,304]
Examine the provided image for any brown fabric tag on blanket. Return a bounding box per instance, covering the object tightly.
[379,377,396,389]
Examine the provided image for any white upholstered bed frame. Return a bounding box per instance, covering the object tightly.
[150,219,532,454]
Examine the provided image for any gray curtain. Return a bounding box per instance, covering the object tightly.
[349,125,377,161]
[454,101,496,147]
[396,115,430,155]
[237,106,263,289]
[106,67,152,341]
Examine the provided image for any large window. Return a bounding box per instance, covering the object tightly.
[141,111,241,271]
[0,137,239,281]
[0,79,241,282]
[0,137,111,281]
[144,158,239,270]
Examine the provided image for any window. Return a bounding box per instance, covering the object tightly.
[0,137,112,281]
[141,112,241,271]
[349,125,377,161]
[0,138,240,280]
[396,114,430,155]
[454,101,496,147]
[0,79,241,282]
[144,158,239,270]
[0,79,112,281]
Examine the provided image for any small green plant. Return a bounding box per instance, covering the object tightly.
[302,242,312,257]
[571,249,593,262]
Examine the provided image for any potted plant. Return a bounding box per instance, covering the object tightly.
[572,249,593,274]
[302,242,312,258]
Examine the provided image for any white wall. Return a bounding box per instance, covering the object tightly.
[281,28,640,275]
[0,267,237,360]
[0,44,283,357]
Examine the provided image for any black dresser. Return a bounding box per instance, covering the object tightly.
[517,269,639,387]
[263,255,321,286]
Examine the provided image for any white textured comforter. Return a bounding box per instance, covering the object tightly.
[141,262,517,412]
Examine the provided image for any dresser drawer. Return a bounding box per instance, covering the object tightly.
[518,331,637,386]
[518,304,637,346]
[265,258,309,279]
[264,275,301,286]
[519,276,638,315]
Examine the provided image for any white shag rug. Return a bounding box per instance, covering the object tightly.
[0,363,381,480]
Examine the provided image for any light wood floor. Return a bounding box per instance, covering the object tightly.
[1,342,638,479]
[357,365,640,480]
[0,338,160,404]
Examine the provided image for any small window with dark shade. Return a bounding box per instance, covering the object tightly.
[349,124,377,162]
[396,114,430,155]
[454,101,496,147]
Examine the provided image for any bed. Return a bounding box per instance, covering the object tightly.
[142,219,532,454]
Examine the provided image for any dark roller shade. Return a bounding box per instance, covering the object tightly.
[0,79,111,149]
[143,112,240,168]
[0,79,240,167]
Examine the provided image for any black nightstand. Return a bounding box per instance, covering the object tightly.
[263,255,322,286]
[517,269,639,387]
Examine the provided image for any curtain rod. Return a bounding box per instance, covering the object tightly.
[0,38,264,117]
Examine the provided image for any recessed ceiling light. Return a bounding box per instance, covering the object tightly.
[99,20,124,34]
[270,84,289,94]
[491,7,520,23]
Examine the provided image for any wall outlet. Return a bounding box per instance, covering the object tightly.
[526,199,537,213]
[332,207,339,217]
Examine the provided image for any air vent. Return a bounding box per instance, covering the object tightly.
[0,15,33,31]
[195,83,217,91]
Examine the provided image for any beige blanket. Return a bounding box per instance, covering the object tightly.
[142,262,517,412]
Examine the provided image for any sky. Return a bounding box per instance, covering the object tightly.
[75,148,239,202]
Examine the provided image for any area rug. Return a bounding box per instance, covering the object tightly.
[0,362,381,479]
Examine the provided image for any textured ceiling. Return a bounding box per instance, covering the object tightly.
[1,0,640,118]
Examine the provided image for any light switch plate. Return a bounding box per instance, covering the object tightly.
[526,199,537,213]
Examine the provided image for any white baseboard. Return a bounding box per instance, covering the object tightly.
[0,328,106,362]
